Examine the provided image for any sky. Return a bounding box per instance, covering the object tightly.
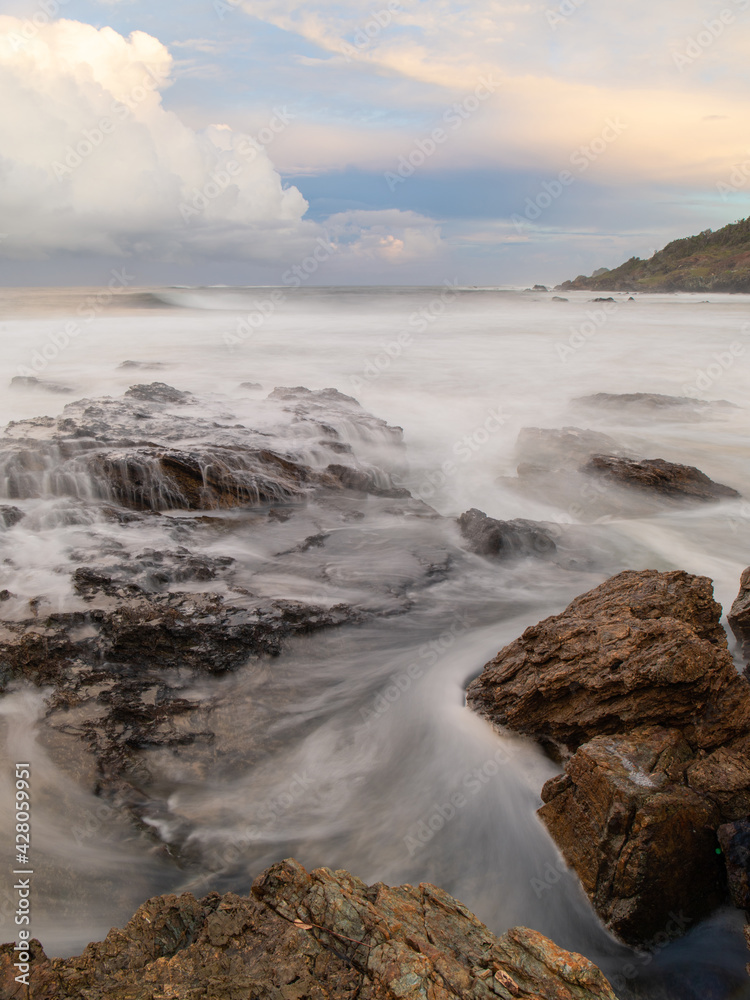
[1,0,750,286]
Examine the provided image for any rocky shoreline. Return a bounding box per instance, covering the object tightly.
[1,382,749,997]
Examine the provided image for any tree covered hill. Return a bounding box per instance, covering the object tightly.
[558,218,750,292]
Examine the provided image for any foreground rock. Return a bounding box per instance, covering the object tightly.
[468,569,750,947]
[0,858,617,1000]
[457,508,557,560]
[539,726,725,945]
[582,455,740,503]
[0,570,359,804]
[729,566,750,667]
[0,383,407,512]
[467,570,750,754]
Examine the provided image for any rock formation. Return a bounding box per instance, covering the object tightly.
[457,508,557,560]
[467,569,750,946]
[0,858,617,1000]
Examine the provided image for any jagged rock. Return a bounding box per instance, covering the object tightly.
[718,820,750,909]
[582,455,740,503]
[729,567,750,665]
[457,508,556,559]
[539,726,724,946]
[0,858,617,1000]
[0,385,408,512]
[0,506,23,528]
[467,570,750,755]
[0,571,359,803]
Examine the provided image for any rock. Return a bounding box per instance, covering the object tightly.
[116,360,166,370]
[539,726,724,946]
[552,295,568,301]
[533,284,549,291]
[572,392,735,419]
[0,506,23,529]
[0,858,618,1000]
[239,381,262,390]
[467,570,750,755]
[10,375,73,393]
[591,297,615,302]
[0,571,360,805]
[515,427,625,473]
[0,385,408,512]
[123,382,194,404]
[729,566,750,664]
[457,508,557,559]
[581,455,740,504]
[717,820,750,909]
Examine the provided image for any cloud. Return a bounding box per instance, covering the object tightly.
[0,17,316,263]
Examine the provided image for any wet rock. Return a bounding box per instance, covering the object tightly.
[117,360,166,370]
[552,295,568,301]
[0,506,23,529]
[515,426,625,473]
[0,385,407,512]
[582,455,740,503]
[572,393,736,420]
[467,570,750,755]
[0,858,617,1000]
[124,382,194,404]
[10,375,73,393]
[457,508,557,559]
[591,297,615,302]
[239,380,262,390]
[717,820,750,909]
[729,566,750,665]
[539,726,724,946]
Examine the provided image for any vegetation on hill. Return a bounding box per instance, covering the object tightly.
[558,217,750,292]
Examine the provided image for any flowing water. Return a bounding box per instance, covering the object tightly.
[1,285,750,998]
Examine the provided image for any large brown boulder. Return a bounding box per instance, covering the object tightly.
[539,726,725,946]
[467,569,750,755]
[581,455,740,504]
[0,859,617,1000]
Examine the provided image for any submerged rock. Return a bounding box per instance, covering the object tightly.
[457,507,557,559]
[572,392,736,419]
[467,569,750,754]
[0,506,23,529]
[0,858,617,1000]
[582,455,740,503]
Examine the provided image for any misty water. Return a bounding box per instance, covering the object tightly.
[1,285,749,998]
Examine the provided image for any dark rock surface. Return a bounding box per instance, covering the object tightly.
[467,570,750,754]
[571,393,736,421]
[0,858,617,1000]
[0,506,23,529]
[582,455,740,503]
[457,508,557,559]
[718,820,750,909]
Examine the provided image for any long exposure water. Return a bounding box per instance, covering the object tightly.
[1,285,749,998]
